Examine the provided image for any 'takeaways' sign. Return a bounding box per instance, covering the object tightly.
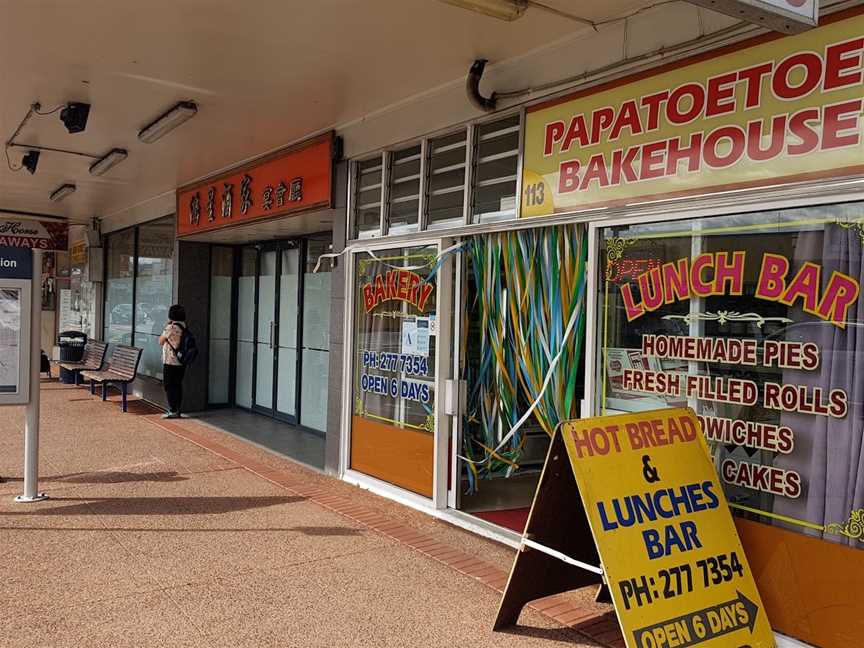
[562,409,774,648]
[521,10,864,217]
[0,219,68,251]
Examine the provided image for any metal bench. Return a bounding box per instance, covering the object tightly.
[80,345,143,412]
[58,339,109,385]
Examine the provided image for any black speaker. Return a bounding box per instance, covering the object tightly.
[60,102,91,134]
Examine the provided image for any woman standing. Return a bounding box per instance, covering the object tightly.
[159,304,187,419]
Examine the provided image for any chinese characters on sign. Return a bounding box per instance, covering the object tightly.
[222,183,233,219]
[189,193,201,225]
[176,132,333,236]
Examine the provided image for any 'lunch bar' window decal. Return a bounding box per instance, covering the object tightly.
[596,202,864,547]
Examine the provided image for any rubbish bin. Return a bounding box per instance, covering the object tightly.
[58,331,87,384]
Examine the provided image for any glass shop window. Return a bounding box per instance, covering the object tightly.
[596,202,864,550]
[103,228,136,346]
[387,145,422,235]
[350,245,438,497]
[133,217,175,379]
[353,156,384,239]
[472,114,520,223]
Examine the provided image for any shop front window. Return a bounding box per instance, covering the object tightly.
[350,245,437,497]
[596,202,864,549]
[133,217,175,379]
[300,236,331,432]
[102,216,175,379]
[209,247,233,405]
[103,229,135,345]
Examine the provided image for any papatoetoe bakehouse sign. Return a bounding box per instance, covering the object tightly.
[521,10,863,218]
[176,132,334,236]
[0,218,68,250]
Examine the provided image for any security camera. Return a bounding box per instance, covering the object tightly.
[22,150,40,174]
[60,102,91,134]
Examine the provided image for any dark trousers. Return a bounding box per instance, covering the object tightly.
[163,364,186,413]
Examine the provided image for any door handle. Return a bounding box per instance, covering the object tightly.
[269,321,275,350]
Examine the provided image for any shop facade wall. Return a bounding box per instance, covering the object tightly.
[338,3,740,161]
[102,193,176,235]
[172,240,210,413]
[325,161,349,474]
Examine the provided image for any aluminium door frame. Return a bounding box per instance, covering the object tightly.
[339,236,453,510]
[250,240,302,425]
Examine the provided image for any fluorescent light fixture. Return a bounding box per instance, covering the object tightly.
[438,0,527,20]
[138,101,198,144]
[89,148,128,176]
[49,183,76,202]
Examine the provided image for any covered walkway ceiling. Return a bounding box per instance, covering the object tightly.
[0,0,664,224]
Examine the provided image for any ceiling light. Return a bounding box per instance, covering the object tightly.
[60,102,91,134]
[438,0,527,21]
[89,148,128,176]
[138,101,198,144]
[49,183,76,202]
[21,150,40,174]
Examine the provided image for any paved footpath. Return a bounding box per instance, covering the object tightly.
[0,380,620,648]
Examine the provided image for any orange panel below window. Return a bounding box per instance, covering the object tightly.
[350,416,433,498]
[736,517,864,648]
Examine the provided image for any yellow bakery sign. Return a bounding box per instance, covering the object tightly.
[562,408,774,647]
[522,10,864,217]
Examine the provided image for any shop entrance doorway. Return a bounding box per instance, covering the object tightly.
[224,234,331,432]
[452,225,587,533]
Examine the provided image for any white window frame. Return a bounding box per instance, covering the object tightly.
[346,108,525,242]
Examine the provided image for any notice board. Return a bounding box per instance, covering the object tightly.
[496,407,774,648]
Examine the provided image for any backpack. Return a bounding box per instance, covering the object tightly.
[171,323,199,366]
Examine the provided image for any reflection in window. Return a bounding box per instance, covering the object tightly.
[388,145,422,234]
[103,228,135,346]
[350,245,438,497]
[353,156,383,239]
[300,236,332,431]
[472,115,520,223]
[426,131,467,230]
[133,217,175,379]
[103,216,175,381]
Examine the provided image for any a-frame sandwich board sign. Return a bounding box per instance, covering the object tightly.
[494,407,775,648]
[493,428,604,630]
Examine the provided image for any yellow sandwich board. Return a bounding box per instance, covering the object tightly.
[495,407,774,648]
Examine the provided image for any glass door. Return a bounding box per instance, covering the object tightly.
[233,239,324,426]
[275,247,300,418]
[253,249,277,412]
[235,248,256,409]
[244,242,301,422]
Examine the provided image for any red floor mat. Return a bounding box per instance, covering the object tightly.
[471,507,530,533]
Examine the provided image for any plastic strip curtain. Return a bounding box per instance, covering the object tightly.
[463,224,587,489]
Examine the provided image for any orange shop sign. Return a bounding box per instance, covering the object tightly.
[521,9,864,217]
[176,132,334,236]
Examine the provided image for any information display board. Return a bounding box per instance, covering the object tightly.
[0,247,33,405]
[495,408,774,648]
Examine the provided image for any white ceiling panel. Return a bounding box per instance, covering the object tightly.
[0,0,659,225]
